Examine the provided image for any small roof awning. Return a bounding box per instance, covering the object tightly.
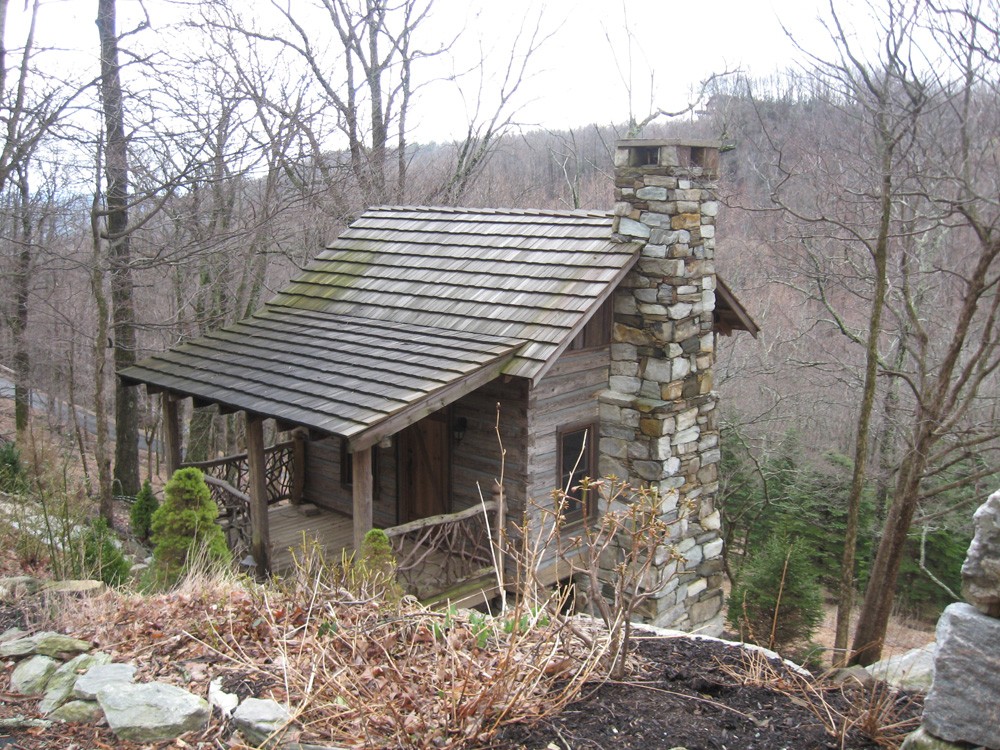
[120,306,523,450]
[715,278,760,338]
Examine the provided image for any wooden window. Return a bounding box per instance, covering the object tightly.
[557,423,597,521]
[341,441,378,493]
[569,297,613,351]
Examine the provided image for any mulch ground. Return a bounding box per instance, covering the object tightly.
[1,623,922,750]
[497,635,923,750]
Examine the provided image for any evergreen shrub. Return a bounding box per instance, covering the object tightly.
[78,517,131,586]
[0,441,28,494]
[727,533,824,652]
[130,479,159,541]
[149,467,231,588]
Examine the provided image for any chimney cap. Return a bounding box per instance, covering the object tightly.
[616,138,721,149]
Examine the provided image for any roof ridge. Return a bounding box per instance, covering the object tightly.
[365,205,613,219]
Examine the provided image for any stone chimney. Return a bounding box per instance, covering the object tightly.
[599,139,725,634]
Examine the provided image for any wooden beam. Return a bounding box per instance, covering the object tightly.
[348,355,516,451]
[291,432,306,505]
[246,415,271,577]
[352,446,373,552]
[162,393,182,476]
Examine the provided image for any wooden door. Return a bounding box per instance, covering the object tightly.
[398,412,450,523]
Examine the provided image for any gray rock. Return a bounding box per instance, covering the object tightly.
[97,681,210,742]
[962,490,1000,616]
[867,642,936,693]
[0,576,39,601]
[900,726,973,750]
[0,716,51,731]
[0,626,26,643]
[0,631,92,658]
[923,603,1000,749]
[39,652,112,714]
[39,579,106,597]
[49,700,104,723]
[74,662,136,700]
[233,697,292,746]
[10,655,59,695]
[828,665,875,690]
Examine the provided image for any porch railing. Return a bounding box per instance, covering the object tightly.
[202,475,252,559]
[184,439,296,504]
[183,440,298,561]
[385,500,501,598]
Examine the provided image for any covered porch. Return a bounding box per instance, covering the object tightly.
[177,435,504,604]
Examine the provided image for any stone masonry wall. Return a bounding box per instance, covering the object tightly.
[597,139,725,635]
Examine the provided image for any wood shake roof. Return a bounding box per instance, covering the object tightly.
[121,206,642,447]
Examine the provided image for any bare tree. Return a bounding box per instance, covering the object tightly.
[720,0,1000,665]
[0,0,86,437]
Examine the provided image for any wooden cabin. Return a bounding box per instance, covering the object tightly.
[120,140,757,632]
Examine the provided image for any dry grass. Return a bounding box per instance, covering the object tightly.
[31,541,612,749]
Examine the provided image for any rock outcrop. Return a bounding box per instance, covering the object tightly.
[921,604,1000,749]
[903,490,1000,750]
[962,490,1000,617]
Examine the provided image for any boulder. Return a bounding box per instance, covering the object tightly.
[97,681,210,742]
[233,697,293,747]
[922,603,1000,749]
[39,652,112,714]
[0,631,92,659]
[0,628,28,643]
[74,662,136,700]
[49,700,103,724]
[962,490,1000,616]
[900,726,973,750]
[39,580,106,597]
[868,642,936,693]
[0,627,26,643]
[10,655,59,695]
[828,665,875,690]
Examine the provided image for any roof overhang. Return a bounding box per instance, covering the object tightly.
[120,308,524,446]
[715,278,760,337]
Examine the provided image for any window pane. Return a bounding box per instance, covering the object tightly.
[560,427,592,518]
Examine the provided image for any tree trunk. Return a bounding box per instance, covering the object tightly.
[834,118,892,666]
[11,166,31,437]
[849,442,926,665]
[96,0,139,503]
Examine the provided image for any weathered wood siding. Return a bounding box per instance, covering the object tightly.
[450,378,529,516]
[302,437,397,529]
[526,347,610,515]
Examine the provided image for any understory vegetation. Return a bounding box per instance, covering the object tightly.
[720,427,975,650]
[0,425,922,748]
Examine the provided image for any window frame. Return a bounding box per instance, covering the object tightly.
[341,440,379,495]
[556,421,598,523]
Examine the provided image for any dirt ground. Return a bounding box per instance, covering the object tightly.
[498,635,922,750]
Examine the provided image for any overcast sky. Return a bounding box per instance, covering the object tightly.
[20,0,860,143]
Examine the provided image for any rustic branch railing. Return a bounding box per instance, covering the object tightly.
[202,475,252,560]
[184,440,295,505]
[385,500,499,596]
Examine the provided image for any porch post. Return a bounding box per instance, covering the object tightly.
[246,414,271,576]
[352,446,373,551]
[290,430,306,505]
[162,393,182,476]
